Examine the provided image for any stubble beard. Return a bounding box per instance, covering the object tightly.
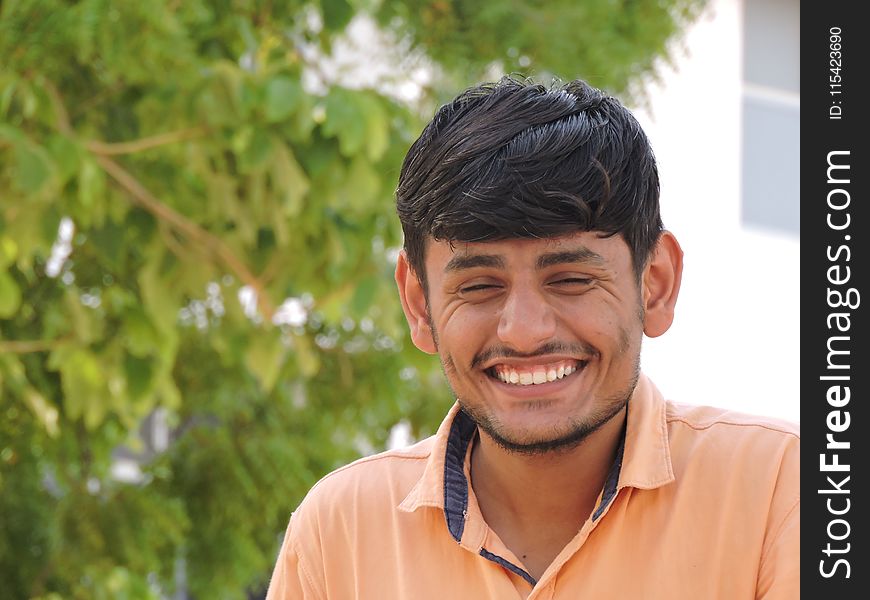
[454,361,639,456]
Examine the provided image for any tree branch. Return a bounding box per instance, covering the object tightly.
[257,251,285,286]
[86,127,208,156]
[158,220,201,264]
[0,339,62,353]
[43,73,207,156]
[94,155,276,322]
[43,77,275,322]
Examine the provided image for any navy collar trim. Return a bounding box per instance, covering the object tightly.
[480,548,538,586]
[443,409,477,542]
[592,429,626,521]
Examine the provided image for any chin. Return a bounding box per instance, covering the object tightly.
[461,399,626,456]
[484,421,598,456]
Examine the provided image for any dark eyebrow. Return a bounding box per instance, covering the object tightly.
[536,248,606,269]
[444,254,506,273]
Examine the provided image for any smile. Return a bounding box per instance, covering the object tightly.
[487,360,585,386]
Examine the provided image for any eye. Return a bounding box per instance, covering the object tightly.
[549,276,594,290]
[460,283,501,294]
[455,277,504,299]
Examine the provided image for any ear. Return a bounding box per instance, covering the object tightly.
[395,250,438,354]
[642,231,683,338]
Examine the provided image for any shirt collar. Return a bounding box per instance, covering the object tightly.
[398,373,675,520]
[397,402,464,513]
[618,373,675,489]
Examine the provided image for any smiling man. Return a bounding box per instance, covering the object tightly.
[266,77,799,599]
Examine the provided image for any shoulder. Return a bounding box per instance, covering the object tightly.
[665,401,800,472]
[665,400,799,445]
[664,401,799,500]
[270,436,446,598]
[661,402,799,535]
[279,436,437,589]
[290,435,435,526]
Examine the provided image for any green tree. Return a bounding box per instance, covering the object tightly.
[0,0,706,597]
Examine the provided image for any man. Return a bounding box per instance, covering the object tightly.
[266,77,799,599]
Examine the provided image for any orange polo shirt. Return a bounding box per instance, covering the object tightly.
[266,374,799,599]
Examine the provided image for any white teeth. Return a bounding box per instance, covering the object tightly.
[494,362,581,386]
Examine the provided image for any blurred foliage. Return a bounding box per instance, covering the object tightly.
[0,0,706,597]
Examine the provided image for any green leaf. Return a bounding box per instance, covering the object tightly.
[0,269,22,318]
[46,134,82,185]
[321,0,354,31]
[271,141,310,218]
[1,204,57,269]
[63,287,104,344]
[123,307,162,357]
[239,79,264,120]
[323,88,366,157]
[89,220,126,272]
[124,353,155,401]
[23,388,60,438]
[13,140,54,193]
[48,346,107,426]
[138,251,179,335]
[77,158,107,228]
[0,123,27,145]
[245,331,287,392]
[285,94,317,142]
[237,127,274,173]
[156,377,182,412]
[335,155,380,211]
[292,332,320,378]
[351,275,378,317]
[0,79,17,118]
[196,87,237,127]
[264,76,302,122]
[0,237,18,269]
[360,94,389,161]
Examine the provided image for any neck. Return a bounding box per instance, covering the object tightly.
[470,406,627,527]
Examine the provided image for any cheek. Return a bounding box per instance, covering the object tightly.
[440,304,494,339]
[438,310,497,374]
[559,297,640,351]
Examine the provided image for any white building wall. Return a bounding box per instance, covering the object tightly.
[636,0,800,423]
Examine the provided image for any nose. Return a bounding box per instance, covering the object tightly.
[496,285,557,352]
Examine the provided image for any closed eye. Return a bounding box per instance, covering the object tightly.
[551,277,592,286]
[460,283,501,293]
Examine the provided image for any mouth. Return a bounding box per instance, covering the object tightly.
[484,359,587,387]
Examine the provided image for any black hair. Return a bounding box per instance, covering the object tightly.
[395,76,663,288]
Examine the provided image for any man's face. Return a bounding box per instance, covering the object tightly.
[414,232,647,454]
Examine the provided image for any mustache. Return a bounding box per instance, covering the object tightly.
[470,341,599,370]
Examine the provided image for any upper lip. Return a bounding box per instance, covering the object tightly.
[480,355,588,371]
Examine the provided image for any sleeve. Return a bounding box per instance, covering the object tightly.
[755,499,799,599]
[265,515,324,600]
[755,434,800,600]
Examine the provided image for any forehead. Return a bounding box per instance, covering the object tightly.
[424,232,632,273]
